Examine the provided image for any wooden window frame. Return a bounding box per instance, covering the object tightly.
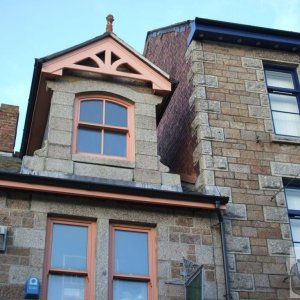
[109,224,157,300]
[42,217,96,300]
[73,95,134,160]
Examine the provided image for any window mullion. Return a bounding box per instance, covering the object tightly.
[101,129,104,154]
[101,100,106,155]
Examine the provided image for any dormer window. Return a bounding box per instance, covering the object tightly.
[75,96,133,159]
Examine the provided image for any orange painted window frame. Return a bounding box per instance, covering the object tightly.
[42,217,96,300]
[109,224,157,300]
[73,95,134,160]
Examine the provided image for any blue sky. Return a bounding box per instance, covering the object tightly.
[1,0,300,151]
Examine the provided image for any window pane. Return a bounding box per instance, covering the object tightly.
[103,131,126,157]
[291,219,300,243]
[114,230,149,275]
[272,112,300,137]
[186,270,203,300]
[113,280,148,300]
[78,128,101,153]
[48,275,85,300]
[105,102,127,127]
[80,100,103,124]
[265,70,294,89]
[269,93,299,113]
[286,189,300,210]
[51,224,88,270]
[294,243,300,263]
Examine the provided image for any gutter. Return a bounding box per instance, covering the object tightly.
[188,18,300,53]
[20,59,42,157]
[0,171,229,210]
[216,201,231,300]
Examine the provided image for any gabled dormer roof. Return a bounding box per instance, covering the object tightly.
[21,32,172,157]
[41,32,171,92]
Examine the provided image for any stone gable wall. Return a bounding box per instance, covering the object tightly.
[186,40,300,299]
[145,24,300,299]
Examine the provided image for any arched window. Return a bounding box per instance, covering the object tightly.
[74,96,133,159]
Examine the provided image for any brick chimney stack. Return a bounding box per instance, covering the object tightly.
[0,104,19,153]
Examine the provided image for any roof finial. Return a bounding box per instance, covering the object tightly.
[106,14,114,33]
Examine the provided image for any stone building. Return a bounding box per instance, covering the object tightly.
[0,18,228,300]
[145,18,300,299]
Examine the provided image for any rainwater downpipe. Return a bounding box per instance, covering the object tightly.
[215,200,231,300]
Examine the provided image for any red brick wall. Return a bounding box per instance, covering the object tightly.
[0,104,19,153]
[145,23,197,180]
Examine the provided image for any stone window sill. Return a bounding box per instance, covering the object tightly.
[271,133,300,145]
[72,154,135,169]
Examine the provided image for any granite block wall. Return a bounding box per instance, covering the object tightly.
[0,191,223,300]
[145,22,300,299]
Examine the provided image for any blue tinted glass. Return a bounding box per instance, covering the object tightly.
[114,230,148,275]
[80,100,103,124]
[291,219,300,243]
[272,112,300,137]
[51,224,88,270]
[105,102,127,127]
[269,93,299,113]
[103,131,126,157]
[265,70,294,89]
[186,270,203,300]
[78,128,101,153]
[48,275,85,300]
[113,280,148,300]
[286,189,300,210]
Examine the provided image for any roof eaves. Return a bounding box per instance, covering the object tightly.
[20,58,42,157]
[189,17,300,53]
[40,32,170,80]
[195,17,300,38]
[40,32,110,62]
[111,33,171,80]
[0,171,229,206]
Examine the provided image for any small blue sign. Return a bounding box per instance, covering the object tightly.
[24,277,40,299]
